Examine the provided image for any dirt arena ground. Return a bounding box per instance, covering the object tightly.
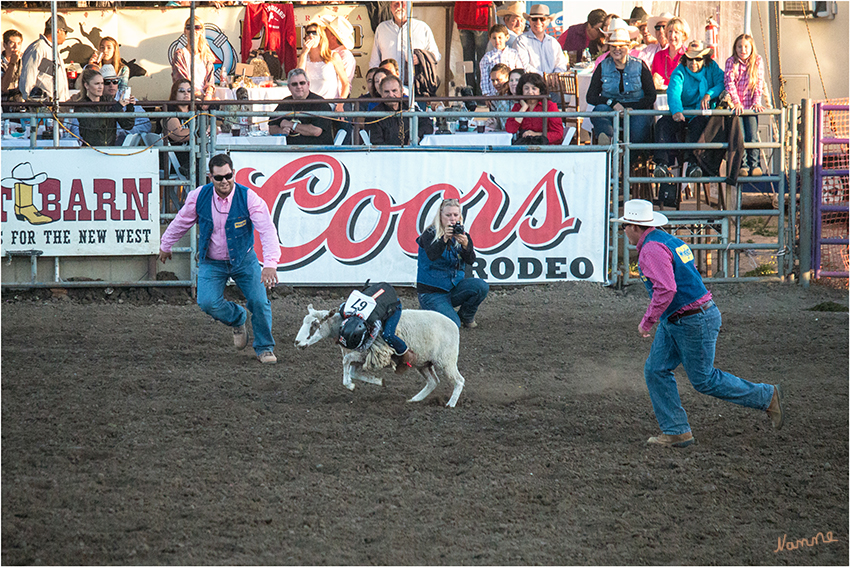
[2,280,848,565]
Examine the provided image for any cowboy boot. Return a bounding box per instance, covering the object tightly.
[14,183,55,225]
[394,349,417,375]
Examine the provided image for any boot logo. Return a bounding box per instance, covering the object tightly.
[2,162,55,225]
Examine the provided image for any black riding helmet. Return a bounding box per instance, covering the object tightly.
[338,316,369,350]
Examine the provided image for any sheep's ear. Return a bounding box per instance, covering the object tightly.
[307,303,315,313]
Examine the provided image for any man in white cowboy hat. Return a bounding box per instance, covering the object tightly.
[558,8,607,65]
[494,1,526,50]
[369,1,441,77]
[100,64,151,146]
[615,199,784,448]
[640,11,674,67]
[514,4,568,75]
[585,26,655,146]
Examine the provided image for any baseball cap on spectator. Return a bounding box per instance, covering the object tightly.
[46,15,73,33]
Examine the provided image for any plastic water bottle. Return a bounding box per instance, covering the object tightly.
[581,48,591,66]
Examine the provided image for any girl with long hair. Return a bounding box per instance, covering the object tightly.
[89,36,129,89]
[725,34,766,176]
[171,16,216,100]
[297,22,350,112]
[69,68,135,146]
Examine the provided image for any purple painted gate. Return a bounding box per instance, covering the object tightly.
[813,101,849,278]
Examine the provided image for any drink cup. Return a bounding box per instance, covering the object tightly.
[231,125,241,137]
[477,124,485,133]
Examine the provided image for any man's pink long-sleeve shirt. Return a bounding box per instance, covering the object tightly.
[160,185,281,268]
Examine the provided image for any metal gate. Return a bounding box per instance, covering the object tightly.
[813,100,849,278]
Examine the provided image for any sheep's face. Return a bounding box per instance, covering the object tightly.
[294,304,334,348]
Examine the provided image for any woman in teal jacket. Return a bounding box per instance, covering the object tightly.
[653,40,725,178]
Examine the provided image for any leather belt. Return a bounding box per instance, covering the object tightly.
[668,300,715,324]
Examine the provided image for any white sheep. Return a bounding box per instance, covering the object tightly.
[294,304,465,407]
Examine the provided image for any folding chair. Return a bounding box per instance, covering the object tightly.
[544,71,583,144]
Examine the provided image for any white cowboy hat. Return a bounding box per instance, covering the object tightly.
[614,199,668,227]
[605,28,633,46]
[646,12,675,32]
[683,40,712,59]
[603,18,640,41]
[497,1,526,18]
[324,15,354,51]
[100,64,118,80]
[523,4,551,20]
[2,162,48,186]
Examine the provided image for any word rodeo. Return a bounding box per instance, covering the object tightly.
[775,531,838,552]
[238,154,596,280]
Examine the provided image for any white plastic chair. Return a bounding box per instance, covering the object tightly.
[333,129,347,146]
[359,130,371,146]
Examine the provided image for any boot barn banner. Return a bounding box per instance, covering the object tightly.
[233,151,609,285]
[1,149,160,256]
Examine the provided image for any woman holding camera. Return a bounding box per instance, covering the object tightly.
[416,198,489,329]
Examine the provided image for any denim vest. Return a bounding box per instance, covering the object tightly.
[600,56,644,104]
[416,229,465,291]
[196,182,254,268]
[639,229,708,320]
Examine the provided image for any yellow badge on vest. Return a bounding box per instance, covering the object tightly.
[675,243,694,264]
[234,220,247,229]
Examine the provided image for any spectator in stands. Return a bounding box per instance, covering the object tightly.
[171,16,216,101]
[641,11,673,67]
[559,8,607,64]
[379,58,400,77]
[161,78,193,176]
[19,15,71,101]
[650,16,688,90]
[298,21,349,112]
[654,40,724,179]
[725,34,766,177]
[479,24,522,97]
[365,67,392,110]
[323,15,356,93]
[269,68,333,145]
[2,29,24,111]
[454,1,493,96]
[495,1,526,49]
[369,0,441,78]
[505,72,562,145]
[100,64,150,145]
[586,28,655,146]
[508,67,523,95]
[88,36,129,89]
[68,67,135,146]
[515,5,568,75]
[485,63,512,131]
[367,74,433,145]
[592,18,641,68]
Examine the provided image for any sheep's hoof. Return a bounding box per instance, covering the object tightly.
[343,380,355,391]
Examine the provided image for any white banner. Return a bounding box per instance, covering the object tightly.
[1,149,160,256]
[233,150,609,285]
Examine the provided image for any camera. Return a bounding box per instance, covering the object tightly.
[451,222,464,235]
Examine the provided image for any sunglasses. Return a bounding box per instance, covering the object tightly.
[289,80,308,86]
[212,172,234,182]
[186,24,203,31]
[655,24,666,30]
[529,16,548,22]
[304,30,318,36]
[104,79,120,85]
[683,56,703,62]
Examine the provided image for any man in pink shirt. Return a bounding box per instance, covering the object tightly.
[616,199,783,448]
[159,154,281,364]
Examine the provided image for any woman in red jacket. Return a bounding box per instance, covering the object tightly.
[505,72,563,145]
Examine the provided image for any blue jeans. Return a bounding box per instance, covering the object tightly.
[654,114,710,167]
[590,104,652,143]
[381,305,408,355]
[739,115,760,169]
[644,303,774,435]
[418,278,489,327]
[197,249,274,355]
